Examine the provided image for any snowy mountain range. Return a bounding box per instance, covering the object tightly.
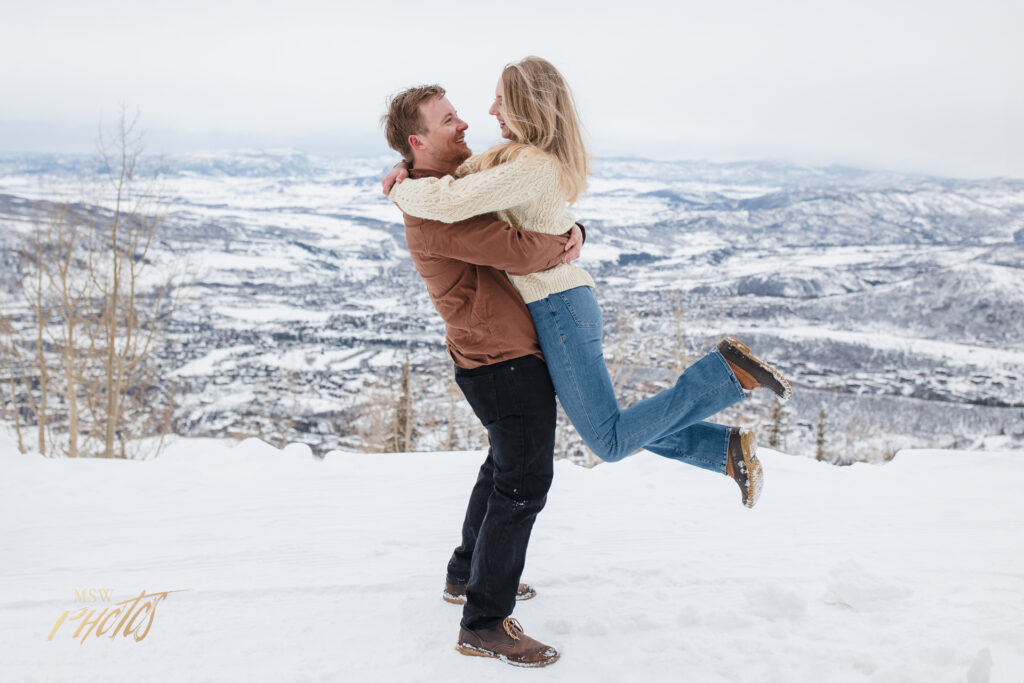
[1,150,1022,459]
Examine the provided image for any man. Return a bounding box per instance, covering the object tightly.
[380,85,579,668]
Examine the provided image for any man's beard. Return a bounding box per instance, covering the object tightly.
[445,146,472,166]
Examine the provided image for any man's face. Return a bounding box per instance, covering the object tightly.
[413,96,471,168]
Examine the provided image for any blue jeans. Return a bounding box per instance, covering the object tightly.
[527,286,745,473]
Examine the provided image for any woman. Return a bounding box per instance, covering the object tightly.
[385,57,791,508]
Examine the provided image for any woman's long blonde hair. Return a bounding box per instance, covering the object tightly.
[477,56,591,204]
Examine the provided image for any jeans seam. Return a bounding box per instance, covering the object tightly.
[544,297,616,454]
[515,412,527,497]
[656,424,729,472]
[711,348,746,399]
[720,427,730,474]
[666,449,718,469]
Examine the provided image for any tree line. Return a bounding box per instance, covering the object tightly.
[0,113,182,458]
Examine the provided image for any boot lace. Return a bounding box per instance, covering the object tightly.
[502,617,524,641]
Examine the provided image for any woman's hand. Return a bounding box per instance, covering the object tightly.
[381,162,410,195]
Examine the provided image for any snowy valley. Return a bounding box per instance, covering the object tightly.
[1,151,1022,460]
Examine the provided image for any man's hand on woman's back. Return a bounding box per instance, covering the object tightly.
[563,224,584,263]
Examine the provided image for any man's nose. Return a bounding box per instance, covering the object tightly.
[456,118,468,131]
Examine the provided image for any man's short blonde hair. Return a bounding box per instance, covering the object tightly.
[381,85,446,162]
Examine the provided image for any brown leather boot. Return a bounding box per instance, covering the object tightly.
[456,617,559,668]
[443,581,536,605]
[728,427,764,509]
[718,337,793,400]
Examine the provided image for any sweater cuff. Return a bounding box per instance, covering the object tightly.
[576,222,587,244]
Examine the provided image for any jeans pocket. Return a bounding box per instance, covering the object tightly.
[557,288,601,329]
[455,373,500,426]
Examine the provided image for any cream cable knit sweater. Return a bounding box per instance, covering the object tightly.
[389,149,595,304]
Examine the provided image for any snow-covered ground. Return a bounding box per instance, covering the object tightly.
[1,432,1021,682]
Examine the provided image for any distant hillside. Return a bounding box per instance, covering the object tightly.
[1,151,1021,459]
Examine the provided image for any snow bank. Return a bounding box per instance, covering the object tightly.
[1,436,1022,682]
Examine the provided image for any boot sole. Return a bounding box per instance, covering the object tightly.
[741,429,764,509]
[730,428,764,509]
[456,643,560,668]
[443,587,537,605]
[719,337,793,401]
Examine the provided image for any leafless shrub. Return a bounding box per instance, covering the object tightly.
[0,110,187,458]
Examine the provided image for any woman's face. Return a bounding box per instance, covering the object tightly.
[488,77,513,140]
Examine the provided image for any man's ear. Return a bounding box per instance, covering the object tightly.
[408,134,427,152]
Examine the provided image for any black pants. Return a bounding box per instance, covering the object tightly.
[447,355,557,632]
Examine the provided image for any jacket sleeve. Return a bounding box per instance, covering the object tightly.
[389,153,555,223]
[419,213,569,275]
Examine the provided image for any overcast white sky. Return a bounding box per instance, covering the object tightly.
[1,0,1021,178]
